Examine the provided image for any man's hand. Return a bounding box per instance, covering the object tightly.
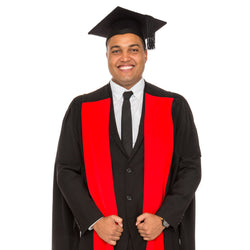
[93,215,123,246]
[136,213,165,241]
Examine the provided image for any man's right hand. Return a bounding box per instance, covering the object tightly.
[93,215,123,246]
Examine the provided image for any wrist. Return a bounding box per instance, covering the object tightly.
[92,217,104,231]
[159,216,170,228]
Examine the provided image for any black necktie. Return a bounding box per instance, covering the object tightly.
[122,91,133,156]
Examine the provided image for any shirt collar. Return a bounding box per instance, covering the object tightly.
[110,78,145,101]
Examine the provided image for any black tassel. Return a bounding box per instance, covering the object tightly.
[147,34,155,50]
[145,15,156,50]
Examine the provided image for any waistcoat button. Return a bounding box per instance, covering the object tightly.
[126,195,132,201]
[126,168,132,174]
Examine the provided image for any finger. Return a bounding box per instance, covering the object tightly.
[112,230,122,237]
[136,213,147,226]
[138,229,147,234]
[139,233,148,238]
[112,215,123,228]
[137,222,145,230]
[111,235,121,241]
[138,230,148,237]
[115,226,123,233]
[109,240,117,246]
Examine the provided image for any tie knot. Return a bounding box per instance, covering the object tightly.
[123,91,133,100]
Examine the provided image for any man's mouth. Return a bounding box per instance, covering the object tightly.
[118,65,134,71]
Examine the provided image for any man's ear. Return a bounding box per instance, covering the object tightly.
[106,48,109,59]
[144,49,148,62]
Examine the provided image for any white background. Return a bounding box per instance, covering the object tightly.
[0,0,249,249]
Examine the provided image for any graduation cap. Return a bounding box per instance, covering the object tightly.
[88,6,167,50]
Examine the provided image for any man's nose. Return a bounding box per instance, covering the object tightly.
[120,51,130,62]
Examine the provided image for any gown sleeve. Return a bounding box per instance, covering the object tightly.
[52,97,103,250]
[156,95,201,230]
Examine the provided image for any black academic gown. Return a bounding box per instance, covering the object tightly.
[52,82,201,250]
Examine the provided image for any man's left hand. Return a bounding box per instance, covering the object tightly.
[136,213,165,241]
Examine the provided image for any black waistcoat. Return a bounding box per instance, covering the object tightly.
[109,99,146,250]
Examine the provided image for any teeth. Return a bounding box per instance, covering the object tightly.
[119,66,133,70]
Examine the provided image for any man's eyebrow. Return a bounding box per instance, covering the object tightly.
[110,45,121,50]
[129,44,141,48]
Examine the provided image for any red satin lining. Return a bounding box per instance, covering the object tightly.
[82,99,116,250]
[144,94,174,250]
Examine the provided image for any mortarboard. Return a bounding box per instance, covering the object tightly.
[88,6,167,50]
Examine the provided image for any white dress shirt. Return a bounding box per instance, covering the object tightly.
[110,78,145,147]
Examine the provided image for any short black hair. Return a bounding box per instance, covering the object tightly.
[106,35,146,51]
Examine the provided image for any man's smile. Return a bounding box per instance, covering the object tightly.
[117,65,135,71]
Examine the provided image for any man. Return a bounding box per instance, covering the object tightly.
[52,6,201,250]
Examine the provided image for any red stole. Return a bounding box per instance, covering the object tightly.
[81,93,173,250]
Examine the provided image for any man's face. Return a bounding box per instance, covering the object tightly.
[106,33,147,89]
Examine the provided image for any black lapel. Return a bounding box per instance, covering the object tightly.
[129,92,145,160]
[108,85,128,156]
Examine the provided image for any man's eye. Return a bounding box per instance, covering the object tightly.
[131,48,139,53]
[112,50,120,54]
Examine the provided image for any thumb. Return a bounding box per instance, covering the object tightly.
[136,213,148,226]
[111,215,123,227]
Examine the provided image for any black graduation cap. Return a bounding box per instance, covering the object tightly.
[88,6,167,50]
